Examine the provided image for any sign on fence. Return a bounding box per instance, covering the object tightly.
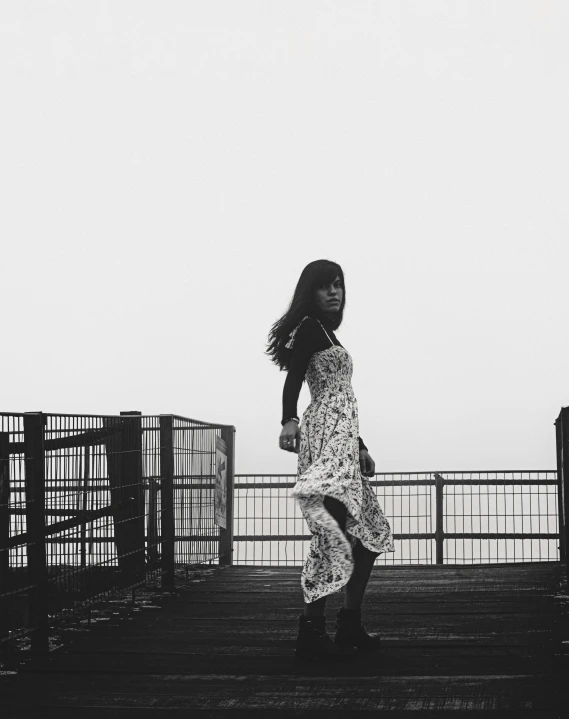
[215,436,227,528]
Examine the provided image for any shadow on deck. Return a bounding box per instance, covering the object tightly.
[2,562,569,717]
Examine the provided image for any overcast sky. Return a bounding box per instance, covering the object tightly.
[2,1,568,475]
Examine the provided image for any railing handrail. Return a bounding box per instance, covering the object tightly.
[0,410,233,426]
[233,472,557,488]
[235,470,557,477]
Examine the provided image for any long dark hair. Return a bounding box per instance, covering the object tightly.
[265,259,346,371]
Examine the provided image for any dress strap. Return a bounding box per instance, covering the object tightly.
[315,319,335,348]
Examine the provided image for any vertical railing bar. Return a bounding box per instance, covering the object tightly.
[0,430,11,642]
[24,412,48,653]
[435,472,444,565]
[559,408,569,584]
[219,426,235,566]
[160,415,175,591]
[555,412,566,564]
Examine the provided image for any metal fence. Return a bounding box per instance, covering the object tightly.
[0,411,235,652]
[232,471,560,566]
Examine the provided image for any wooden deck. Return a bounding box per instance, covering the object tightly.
[2,562,569,717]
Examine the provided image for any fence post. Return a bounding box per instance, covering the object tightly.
[80,445,89,570]
[555,407,569,580]
[104,412,145,587]
[119,411,145,585]
[160,415,175,590]
[23,412,48,653]
[0,432,10,642]
[219,426,235,566]
[434,473,444,565]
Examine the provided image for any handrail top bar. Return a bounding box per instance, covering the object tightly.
[0,411,233,429]
[170,414,234,428]
[44,412,226,423]
[235,470,557,477]
[170,425,235,431]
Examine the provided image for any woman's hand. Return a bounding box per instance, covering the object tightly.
[279,420,300,453]
[359,449,375,477]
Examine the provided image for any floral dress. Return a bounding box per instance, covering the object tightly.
[286,315,395,603]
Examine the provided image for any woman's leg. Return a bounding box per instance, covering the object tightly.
[321,498,377,610]
[344,539,379,609]
[302,495,348,617]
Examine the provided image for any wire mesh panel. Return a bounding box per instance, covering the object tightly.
[233,471,559,566]
[233,473,434,566]
[233,475,299,565]
[172,417,234,566]
[20,412,155,646]
[142,417,162,570]
[443,471,559,563]
[374,474,434,565]
[0,411,235,650]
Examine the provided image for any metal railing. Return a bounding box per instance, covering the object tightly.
[2,405,568,650]
[0,411,235,652]
[232,471,560,566]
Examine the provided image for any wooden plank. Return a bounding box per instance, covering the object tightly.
[2,709,567,719]
[12,650,565,676]
[0,692,559,711]
[64,633,557,652]
[65,619,558,639]
[3,671,564,694]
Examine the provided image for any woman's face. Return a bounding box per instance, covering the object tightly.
[314,274,344,314]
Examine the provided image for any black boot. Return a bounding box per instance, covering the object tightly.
[295,614,357,661]
[334,607,381,651]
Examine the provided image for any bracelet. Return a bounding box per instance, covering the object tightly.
[281,416,299,426]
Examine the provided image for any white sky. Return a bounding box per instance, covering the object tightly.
[1,1,568,475]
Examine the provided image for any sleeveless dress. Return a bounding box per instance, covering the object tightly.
[286,315,395,604]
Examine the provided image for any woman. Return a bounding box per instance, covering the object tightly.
[266,259,395,661]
